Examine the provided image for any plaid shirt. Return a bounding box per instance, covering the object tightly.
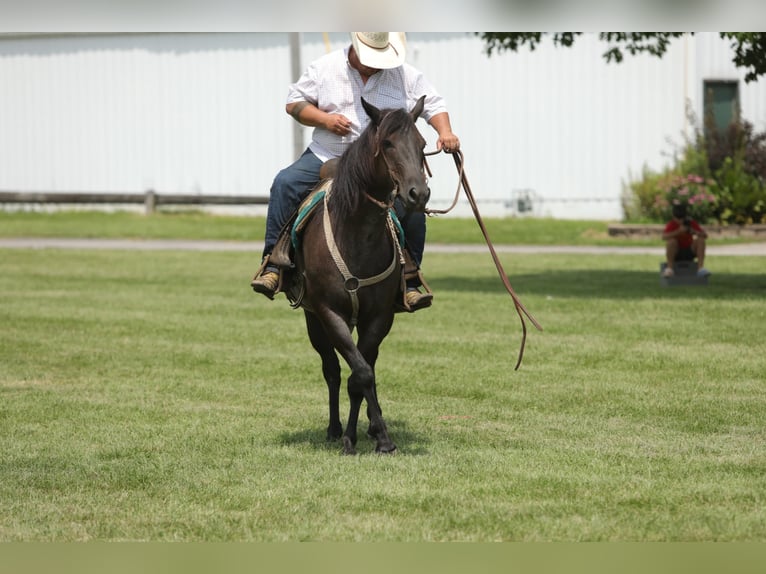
[286,46,448,162]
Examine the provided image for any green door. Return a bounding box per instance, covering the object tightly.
[703,80,739,134]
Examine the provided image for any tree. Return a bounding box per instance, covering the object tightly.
[720,33,766,83]
[478,32,766,82]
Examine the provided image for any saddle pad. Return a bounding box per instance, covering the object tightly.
[291,182,330,249]
[291,181,405,249]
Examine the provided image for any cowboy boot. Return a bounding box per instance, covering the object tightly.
[251,255,280,300]
[405,286,433,311]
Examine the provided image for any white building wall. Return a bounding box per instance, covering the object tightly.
[372,32,691,219]
[0,32,764,220]
[0,33,294,199]
[692,33,766,130]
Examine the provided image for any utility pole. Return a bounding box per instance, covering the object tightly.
[289,32,303,160]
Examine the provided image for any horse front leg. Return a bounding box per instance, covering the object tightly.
[355,318,396,453]
[305,311,343,441]
[345,359,395,454]
[361,347,381,440]
[314,310,395,455]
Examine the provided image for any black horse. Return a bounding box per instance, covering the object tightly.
[291,96,429,455]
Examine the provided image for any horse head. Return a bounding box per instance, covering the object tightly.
[361,95,430,212]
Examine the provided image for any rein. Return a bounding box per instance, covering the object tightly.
[364,191,394,210]
[425,149,543,370]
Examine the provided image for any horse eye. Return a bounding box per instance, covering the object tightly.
[381,139,394,150]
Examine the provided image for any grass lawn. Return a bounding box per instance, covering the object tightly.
[2,209,763,247]
[1,239,764,541]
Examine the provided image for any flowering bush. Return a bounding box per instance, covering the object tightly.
[623,109,766,223]
[650,173,718,223]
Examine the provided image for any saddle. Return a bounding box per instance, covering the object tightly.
[252,175,430,313]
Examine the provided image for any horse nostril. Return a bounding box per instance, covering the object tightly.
[408,186,428,204]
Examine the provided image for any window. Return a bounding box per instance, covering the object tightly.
[703,80,739,135]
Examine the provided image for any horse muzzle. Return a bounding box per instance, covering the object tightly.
[402,183,431,212]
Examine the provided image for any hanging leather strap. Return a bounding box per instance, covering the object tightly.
[426,149,543,370]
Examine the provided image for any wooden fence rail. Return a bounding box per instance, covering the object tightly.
[0,190,269,215]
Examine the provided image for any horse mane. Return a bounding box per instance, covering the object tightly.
[330,107,413,219]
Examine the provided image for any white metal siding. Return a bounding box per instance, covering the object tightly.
[1,32,764,220]
[0,33,293,200]
[693,33,766,129]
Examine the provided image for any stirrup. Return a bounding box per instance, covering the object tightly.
[405,288,433,311]
[250,256,281,299]
[251,271,279,299]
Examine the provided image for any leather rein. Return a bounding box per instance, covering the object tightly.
[424,149,543,370]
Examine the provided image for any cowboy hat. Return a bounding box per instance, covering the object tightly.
[350,32,406,69]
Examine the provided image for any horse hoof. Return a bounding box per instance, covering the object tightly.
[342,436,357,455]
[375,443,397,455]
[327,427,343,442]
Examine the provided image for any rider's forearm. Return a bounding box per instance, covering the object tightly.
[428,112,454,138]
[286,101,325,128]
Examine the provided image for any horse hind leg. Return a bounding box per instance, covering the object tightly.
[323,355,343,441]
[305,312,343,441]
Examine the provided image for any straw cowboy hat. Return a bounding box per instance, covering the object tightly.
[351,32,407,69]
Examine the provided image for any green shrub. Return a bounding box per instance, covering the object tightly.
[621,165,676,222]
[623,105,766,223]
[715,154,766,223]
[706,118,766,181]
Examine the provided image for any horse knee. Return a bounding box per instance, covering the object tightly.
[347,365,374,396]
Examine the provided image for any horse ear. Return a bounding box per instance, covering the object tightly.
[361,97,382,126]
[410,95,426,121]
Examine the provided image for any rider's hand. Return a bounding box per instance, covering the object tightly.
[325,114,352,136]
[437,132,460,153]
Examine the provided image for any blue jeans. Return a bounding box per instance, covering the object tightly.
[394,197,426,275]
[262,148,427,277]
[262,148,324,259]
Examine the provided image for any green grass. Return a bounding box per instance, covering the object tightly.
[2,209,762,246]
[1,243,764,541]
[0,210,266,242]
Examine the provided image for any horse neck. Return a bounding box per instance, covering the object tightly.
[327,159,395,250]
[332,144,393,210]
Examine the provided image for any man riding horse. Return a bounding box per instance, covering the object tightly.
[251,32,461,310]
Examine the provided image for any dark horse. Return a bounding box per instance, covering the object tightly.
[292,95,429,455]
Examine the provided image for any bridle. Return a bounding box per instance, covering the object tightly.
[363,115,427,212]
